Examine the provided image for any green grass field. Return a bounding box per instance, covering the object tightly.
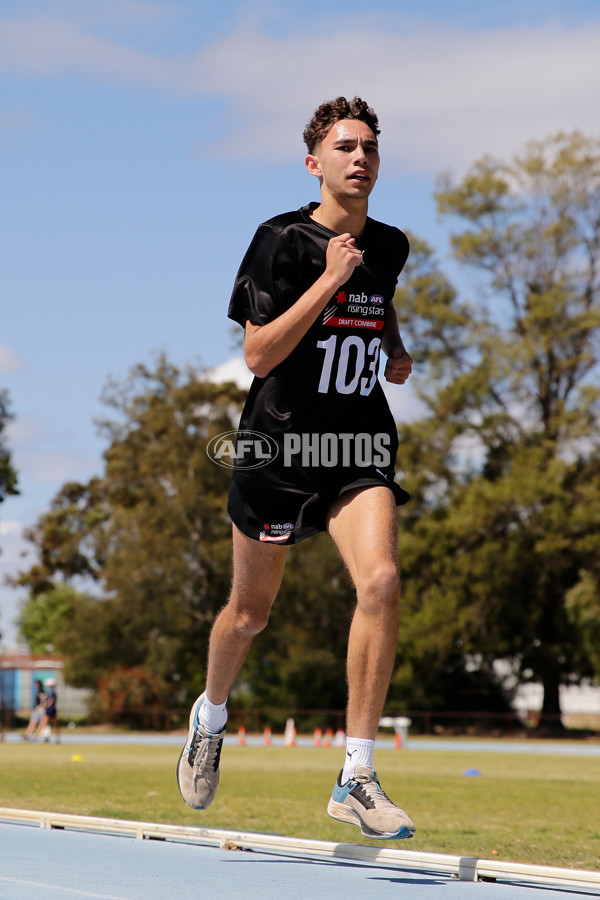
[1,739,599,871]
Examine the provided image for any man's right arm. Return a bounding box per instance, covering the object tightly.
[244,234,362,378]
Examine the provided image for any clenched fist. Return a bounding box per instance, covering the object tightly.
[384,347,413,384]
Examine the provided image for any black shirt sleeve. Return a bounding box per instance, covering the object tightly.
[227,223,299,328]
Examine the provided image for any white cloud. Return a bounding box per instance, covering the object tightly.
[6,415,52,448]
[0,343,23,373]
[206,355,254,390]
[0,519,22,538]
[0,18,186,89]
[1,13,599,172]
[193,23,600,172]
[5,417,40,446]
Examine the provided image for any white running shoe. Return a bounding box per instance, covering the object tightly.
[327,766,416,840]
[176,693,225,810]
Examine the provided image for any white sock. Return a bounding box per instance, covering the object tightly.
[342,737,375,783]
[197,695,228,734]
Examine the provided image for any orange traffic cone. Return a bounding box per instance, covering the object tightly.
[263,726,272,746]
[313,727,322,747]
[237,726,246,746]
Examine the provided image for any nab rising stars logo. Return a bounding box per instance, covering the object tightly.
[260,522,295,543]
[323,289,385,330]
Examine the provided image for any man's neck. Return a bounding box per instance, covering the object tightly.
[310,196,368,237]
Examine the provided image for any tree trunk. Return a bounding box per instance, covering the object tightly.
[537,668,565,736]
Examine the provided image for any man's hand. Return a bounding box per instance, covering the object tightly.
[384,346,413,384]
[325,233,363,286]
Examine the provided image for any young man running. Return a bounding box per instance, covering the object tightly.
[177,96,416,840]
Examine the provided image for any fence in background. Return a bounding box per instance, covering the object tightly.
[3,702,598,739]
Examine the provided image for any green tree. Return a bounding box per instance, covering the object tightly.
[0,389,18,503]
[394,132,600,729]
[18,582,80,653]
[566,570,600,676]
[15,358,245,696]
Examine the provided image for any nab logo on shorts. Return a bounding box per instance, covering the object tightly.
[260,522,295,542]
[206,430,279,469]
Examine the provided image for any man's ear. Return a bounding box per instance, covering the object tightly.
[305,153,322,178]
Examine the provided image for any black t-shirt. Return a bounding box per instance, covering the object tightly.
[227,202,409,497]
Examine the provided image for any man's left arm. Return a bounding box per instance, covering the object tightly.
[382,303,412,385]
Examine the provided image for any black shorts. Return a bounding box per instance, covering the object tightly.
[228,472,409,545]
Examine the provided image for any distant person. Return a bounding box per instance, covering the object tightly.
[37,677,60,744]
[23,679,46,741]
[177,96,415,840]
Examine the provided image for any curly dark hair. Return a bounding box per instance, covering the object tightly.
[303,96,380,154]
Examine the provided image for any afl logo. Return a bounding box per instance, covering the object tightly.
[369,294,384,306]
[206,430,279,469]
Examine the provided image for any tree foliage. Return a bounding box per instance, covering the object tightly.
[394,132,600,728]
[18,582,80,654]
[0,389,18,504]
[17,358,244,694]
[0,388,19,641]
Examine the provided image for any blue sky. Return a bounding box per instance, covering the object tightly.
[2,0,600,645]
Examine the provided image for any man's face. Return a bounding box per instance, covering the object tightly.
[306,119,380,200]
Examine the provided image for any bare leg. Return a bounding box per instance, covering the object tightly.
[36,714,48,741]
[327,486,400,739]
[177,526,290,810]
[205,525,290,704]
[25,714,39,738]
[324,493,416,844]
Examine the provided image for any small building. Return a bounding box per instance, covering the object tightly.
[0,652,91,722]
